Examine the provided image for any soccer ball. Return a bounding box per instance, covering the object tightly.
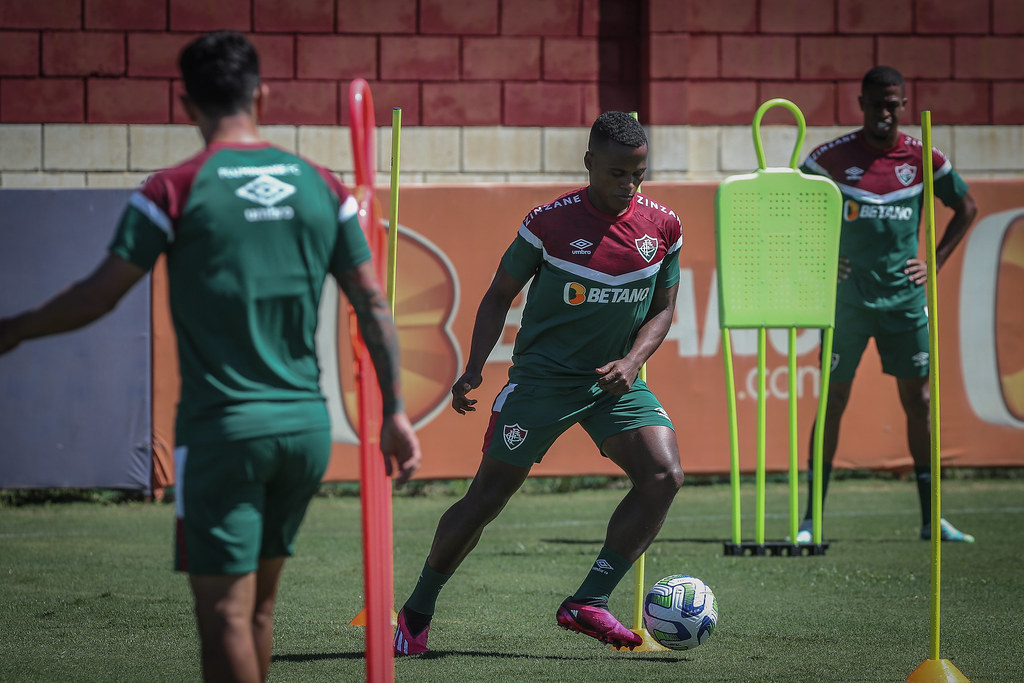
[643,574,718,650]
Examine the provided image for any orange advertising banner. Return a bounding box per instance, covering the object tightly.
[151,181,1024,487]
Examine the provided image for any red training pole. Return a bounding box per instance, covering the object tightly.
[348,78,394,683]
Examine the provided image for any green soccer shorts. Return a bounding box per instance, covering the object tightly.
[174,428,331,575]
[481,378,675,467]
[829,300,930,382]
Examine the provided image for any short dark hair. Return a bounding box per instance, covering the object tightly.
[589,111,648,150]
[862,65,904,92]
[179,31,261,118]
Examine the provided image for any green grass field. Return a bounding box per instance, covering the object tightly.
[1,476,1022,682]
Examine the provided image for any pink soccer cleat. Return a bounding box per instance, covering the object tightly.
[393,608,430,656]
[556,598,642,650]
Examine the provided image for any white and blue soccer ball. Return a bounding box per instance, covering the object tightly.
[643,574,718,650]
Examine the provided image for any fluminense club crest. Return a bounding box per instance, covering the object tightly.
[895,163,917,187]
[634,234,658,263]
[503,423,528,450]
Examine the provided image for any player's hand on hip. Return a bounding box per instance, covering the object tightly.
[904,258,927,286]
[451,371,482,414]
[837,257,852,282]
[380,412,421,487]
[595,359,638,396]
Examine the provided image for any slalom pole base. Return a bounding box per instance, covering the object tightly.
[349,606,399,628]
[906,658,970,683]
[723,541,829,557]
[612,627,670,652]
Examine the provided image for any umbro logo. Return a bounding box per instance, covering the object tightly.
[912,351,929,367]
[235,174,296,207]
[592,559,613,574]
[844,166,864,182]
[570,238,593,255]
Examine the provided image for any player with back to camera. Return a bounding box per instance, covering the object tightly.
[393,111,685,655]
[0,31,421,682]
[796,65,978,544]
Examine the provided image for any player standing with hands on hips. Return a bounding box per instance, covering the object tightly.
[796,65,978,544]
[0,31,421,682]
[393,111,685,655]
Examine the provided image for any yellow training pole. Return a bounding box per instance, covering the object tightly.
[755,327,767,545]
[906,110,969,683]
[787,327,799,544]
[812,329,831,545]
[724,330,742,546]
[387,108,401,306]
[613,112,667,652]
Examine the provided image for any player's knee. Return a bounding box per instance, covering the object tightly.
[649,460,684,497]
[898,382,930,418]
[902,397,930,421]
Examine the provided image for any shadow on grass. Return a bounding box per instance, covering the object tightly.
[273,651,365,662]
[548,536,741,548]
[543,535,912,546]
[274,650,692,663]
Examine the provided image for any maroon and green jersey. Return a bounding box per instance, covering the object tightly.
[109,142,370,445]
[801,129,969,310]
[500,188,683,386]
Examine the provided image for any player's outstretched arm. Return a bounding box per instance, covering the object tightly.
[0,254,145,356]
[451,265,526,414]
[596,283,678,395]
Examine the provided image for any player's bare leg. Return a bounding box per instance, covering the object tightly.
[425,455,532,573]
[253,558,285,681]
[599,425,684,561]
[556,425,682,649]
[897,376,930,469]
[817,380,853,470]
[797,380,853,541]
[190,572,262,683]
[396,455,532,654]
[898,375,974,541]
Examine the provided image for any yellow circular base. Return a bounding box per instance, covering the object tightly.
[906,658,970,683]
[611,627,670,652]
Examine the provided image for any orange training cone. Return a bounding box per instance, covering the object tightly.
[348,607,399,629]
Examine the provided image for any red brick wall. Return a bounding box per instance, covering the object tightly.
[1,0,1021,126]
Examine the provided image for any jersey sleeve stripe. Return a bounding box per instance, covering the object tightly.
[517,223,543,248]
[667,235,682,254]
[802,156,829,179]
[129,190,174,242]
[339,194,359,223]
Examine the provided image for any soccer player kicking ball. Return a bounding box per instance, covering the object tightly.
[795,66,978,544]
[394,111,685,654]
[0,32,421,682]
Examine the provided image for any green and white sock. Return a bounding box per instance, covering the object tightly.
[571,546,633,606]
